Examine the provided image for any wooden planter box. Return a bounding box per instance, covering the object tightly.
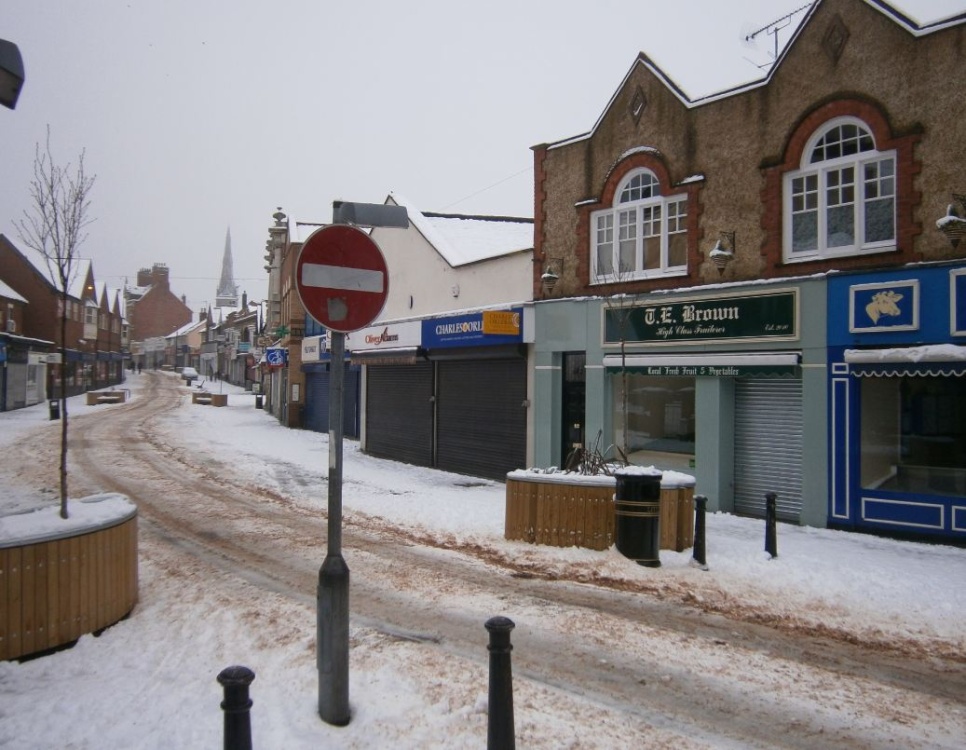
[505,471,695,553]
[192,391,226,406]
[1,496,138,661]
[85,390,126,406]
[506,472,615,550]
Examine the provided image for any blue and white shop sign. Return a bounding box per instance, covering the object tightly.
[422,308,524,349]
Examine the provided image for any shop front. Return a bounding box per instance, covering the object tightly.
[533,280,828,525]
[358,308,532,481]
[0,336,54,411]
[301,334,361,438]
[828,264,966,542]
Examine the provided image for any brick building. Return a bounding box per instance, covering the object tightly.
[0,234,126,408]
[528,0,966,542]
[125,263,193,369]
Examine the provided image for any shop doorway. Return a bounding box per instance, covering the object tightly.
[561,352,586,465]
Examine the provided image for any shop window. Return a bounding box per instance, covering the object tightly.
[784,118,895,262]
[861,376,966,496]
[591,169,687,283]
[612,372,694,470]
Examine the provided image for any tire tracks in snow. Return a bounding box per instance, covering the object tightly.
[10,371,966,749]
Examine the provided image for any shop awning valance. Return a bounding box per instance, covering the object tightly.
[602,352,800,377]
[845,345,966,377]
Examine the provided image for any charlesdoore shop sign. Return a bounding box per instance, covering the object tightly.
[423,309,523,348]
[604,290,798,345]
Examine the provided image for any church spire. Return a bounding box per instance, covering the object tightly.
[215,226,238,308]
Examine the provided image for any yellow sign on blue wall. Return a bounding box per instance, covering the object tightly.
[849,280,919,333]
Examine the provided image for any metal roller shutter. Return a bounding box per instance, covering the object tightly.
[734,377,804,521]
[303,366,361,438]
[436,359,527,481]
[303,370,329,433]
[366,362,434,467]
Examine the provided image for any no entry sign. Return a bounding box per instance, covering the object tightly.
[295,224,389,333]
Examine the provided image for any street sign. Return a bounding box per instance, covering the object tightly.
[331,201,409,228]
[266,347,287,367]
[296,225,389,333]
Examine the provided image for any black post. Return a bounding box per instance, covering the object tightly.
[218,665,255,750]
[691,494,707,569]
[765,492,778,559]
[485,616,516,750]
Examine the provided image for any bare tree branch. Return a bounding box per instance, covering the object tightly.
[14,125,96,519]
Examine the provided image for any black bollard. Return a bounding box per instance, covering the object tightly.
[218,665,255,750]
[485,616,516,750]
[691,494,708,569]
[764,492,778,559]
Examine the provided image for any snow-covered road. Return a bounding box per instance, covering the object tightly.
[1,371,964,748]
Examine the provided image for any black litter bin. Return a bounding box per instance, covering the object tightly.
[255,394,263,409]
[614,469,663,567]
[49,399,60,420]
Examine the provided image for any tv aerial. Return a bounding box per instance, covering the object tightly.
[741,2,813,71]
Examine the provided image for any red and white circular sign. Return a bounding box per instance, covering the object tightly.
[295,224,389,333]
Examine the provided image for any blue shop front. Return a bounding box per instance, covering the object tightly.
[300,332,361,438]
[829,263,966,542]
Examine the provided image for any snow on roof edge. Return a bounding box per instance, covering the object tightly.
[544,0,966,153]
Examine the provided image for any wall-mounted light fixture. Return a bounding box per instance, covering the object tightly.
[0,39,25,111]
[937,194,966,248]
[709,231,736,274]
[541,257,563,295]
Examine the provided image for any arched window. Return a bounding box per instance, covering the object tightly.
[590,168,688,283]
[784,118,895,261]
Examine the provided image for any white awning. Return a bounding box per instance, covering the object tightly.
[844,345,966,377]
[844,344,966,363]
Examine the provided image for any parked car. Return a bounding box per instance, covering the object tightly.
[181,366,199,385]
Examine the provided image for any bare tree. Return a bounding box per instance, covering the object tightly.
[15,126,96,519]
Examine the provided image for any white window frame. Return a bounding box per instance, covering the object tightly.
[590,168,688,284]
[783,117,896,263]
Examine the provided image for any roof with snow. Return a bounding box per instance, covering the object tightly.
[389,192,533,267]
[0,279,27,302]
[547,0,966,150]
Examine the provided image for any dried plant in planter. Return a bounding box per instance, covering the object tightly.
[563,430,628,475]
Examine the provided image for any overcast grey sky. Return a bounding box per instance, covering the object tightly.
[2,0,962,314]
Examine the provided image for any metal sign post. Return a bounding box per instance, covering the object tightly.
[295,202,405,727]
[317,329,349,725]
